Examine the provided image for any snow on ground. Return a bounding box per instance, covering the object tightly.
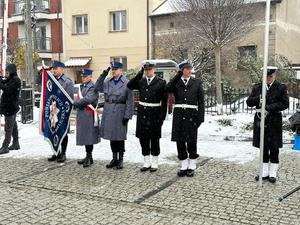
[0,108,296,165]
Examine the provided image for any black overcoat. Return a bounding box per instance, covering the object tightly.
[127,72,167,139]
[246,80,289,148]
[165,73,205,142]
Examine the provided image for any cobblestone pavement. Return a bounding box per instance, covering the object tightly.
[0,152,299,225]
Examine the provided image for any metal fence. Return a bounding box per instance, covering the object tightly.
[204,88,300,115]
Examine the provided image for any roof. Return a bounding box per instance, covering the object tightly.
[151,0,280,17]
[151,0,183,16]
[64,57,92,67]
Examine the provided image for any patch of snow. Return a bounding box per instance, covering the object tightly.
[0,108,296,165]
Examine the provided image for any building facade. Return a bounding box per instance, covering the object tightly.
[0,0,63,72]
[62,0,165,83]
[151,0,300,87]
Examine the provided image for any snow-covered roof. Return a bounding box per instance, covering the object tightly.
[151,0,183,16]
[64,57,92,67]
[151,0,279,17]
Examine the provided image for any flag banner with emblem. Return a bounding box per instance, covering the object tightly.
[39,69,73,155]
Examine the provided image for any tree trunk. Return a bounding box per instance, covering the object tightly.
[214,46,223,115]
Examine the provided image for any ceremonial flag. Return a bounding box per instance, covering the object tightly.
[39,69,73,155]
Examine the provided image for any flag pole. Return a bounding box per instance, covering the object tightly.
[1,0,8,74]
[259,0,271,187]
[0,0,8,139]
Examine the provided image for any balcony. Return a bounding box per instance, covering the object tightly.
[19,37,52,53]
[13,0,50,15]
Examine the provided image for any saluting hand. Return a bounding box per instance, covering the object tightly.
[102,67,111,77]
[136,67,144,79]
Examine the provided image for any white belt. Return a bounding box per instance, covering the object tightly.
[139,101,162,107]
[174,104,198,110]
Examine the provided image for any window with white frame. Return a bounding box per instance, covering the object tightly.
[74,15,88,34]
[110,57,127,72]
[110,11,127,31]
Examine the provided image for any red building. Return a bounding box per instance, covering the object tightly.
[4,0,63,67]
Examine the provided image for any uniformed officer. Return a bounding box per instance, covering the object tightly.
[48,60,74,163]
[246,66,289,183]
[127,62,167,172]
[165,61,205,177]
[73,69,100,167]
[95,62,134,169]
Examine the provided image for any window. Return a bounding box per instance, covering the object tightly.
[110,57,127,72]
[237,45,257,70]
[238,45,257,58]
[170,22,174,28]
[110,11,127,31]
[74,15,88,34]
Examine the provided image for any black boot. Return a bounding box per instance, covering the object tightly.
[186,169,195,177]
[48,154,57,161]
[0,146,9,155]
[57,153,66,163]
[83,152,93,168]
[177,170,187,177]
[255,175,269,181]
[106,152,118,168]
[8,142,20,150]
[77,157,86,165]
[116,152,124,170]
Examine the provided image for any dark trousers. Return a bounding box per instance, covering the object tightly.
[2,114,18,148]
[85,145,93,153]
[263,139,279,163]
[139,137,160,156]
[176,142,199,160]
[61,135,68,155]
[110,141,125,153]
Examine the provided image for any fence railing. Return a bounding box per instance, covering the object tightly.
[204,88,299,115]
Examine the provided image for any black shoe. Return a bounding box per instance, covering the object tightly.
[48,154,57,162]
[77,158,86,165]
[269,177,276,183]
[106,159,118,168]
[106,152,118,168]
[57,154,66,163]
[83,157,93,168]
[186,169,194,177]
[0,147,9,155]
[116,160,123,170]
[150,167,158,173]
[8,143,20,150]
[255,175,269,181]
[177,170,187,177]
[116,152,124,170]
[140,167,151,172]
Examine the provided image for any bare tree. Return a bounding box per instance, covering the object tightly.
[173,0,256,114]
[155,26,215,82]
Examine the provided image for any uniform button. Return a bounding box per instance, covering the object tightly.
[146,89,148,91]
[143,116,146,118]
[185,89,187,91]
[184,98,187,100]
[183,117,185,120]
[145,98,147,100]
[144,107,146,109]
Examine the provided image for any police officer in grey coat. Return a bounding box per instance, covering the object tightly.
[73,69,100,168]
[95,62,134,169]
[48,61,74,163]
